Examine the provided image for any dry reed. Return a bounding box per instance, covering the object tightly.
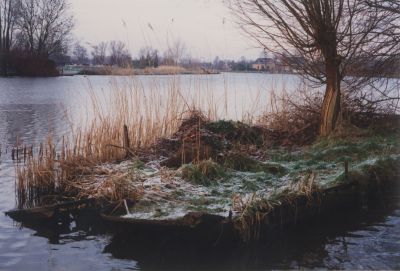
[15,76,316,208]
[15,76,250,208]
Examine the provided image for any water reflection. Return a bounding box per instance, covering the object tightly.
[9,192,400,270]
[105,193,400,270]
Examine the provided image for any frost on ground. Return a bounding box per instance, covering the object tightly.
[91,135,400,221]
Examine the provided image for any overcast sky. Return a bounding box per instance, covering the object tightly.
[69,0,261,61]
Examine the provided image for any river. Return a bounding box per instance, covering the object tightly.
[0,73,399,270]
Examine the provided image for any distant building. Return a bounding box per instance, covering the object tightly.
[252,58,276,71]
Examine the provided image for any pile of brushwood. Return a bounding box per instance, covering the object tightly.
[152,111,267,168]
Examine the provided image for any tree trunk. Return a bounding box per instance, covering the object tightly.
[320,63,341,136]
[1,52,8,76]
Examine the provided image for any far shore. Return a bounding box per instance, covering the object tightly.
[62,65,301,77]
[60,65,220,76]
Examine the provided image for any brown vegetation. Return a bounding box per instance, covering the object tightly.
[11,53,59,77]
[14,77,399,209]
[80,65,213,76]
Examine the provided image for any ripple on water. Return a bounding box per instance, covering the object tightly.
[9,240,28,250]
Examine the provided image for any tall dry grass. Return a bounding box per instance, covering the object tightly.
[15,75,309,208]
[16,83,154,205]
[15,76,249,207]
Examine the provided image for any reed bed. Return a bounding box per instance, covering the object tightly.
[16,80,163,207]
[14,76,333,208]
[16,76,268,208]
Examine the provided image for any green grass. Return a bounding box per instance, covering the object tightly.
[270,136,399,167]
[222,152,287,175]
[132,159,145,170]
[181,159,226,185]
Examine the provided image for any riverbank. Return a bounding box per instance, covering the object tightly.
[65,65,219,76]
[10,110,400,242]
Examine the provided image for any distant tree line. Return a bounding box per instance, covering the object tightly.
[70,39,192,69]
[71,39,292,73]
[82,41,142,68]
[0,0,73,76]
[212,56,254,72]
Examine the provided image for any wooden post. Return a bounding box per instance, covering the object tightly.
[39,143,43,159]
[344,160,349,178]
[123,125,131,159]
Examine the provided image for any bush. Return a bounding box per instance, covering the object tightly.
[11,53,59,77]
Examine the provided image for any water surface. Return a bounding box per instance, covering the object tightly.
[0,73,399,270]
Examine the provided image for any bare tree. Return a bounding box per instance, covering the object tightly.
[138,46,158,68]
[0,0,17,74]
[16,0,73,58]
[165,39,187,66]
[366,0,400,13]
[229,0,400,136]
[72,42,88,64]
[109,40,131,67]
[91,41,108,65]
